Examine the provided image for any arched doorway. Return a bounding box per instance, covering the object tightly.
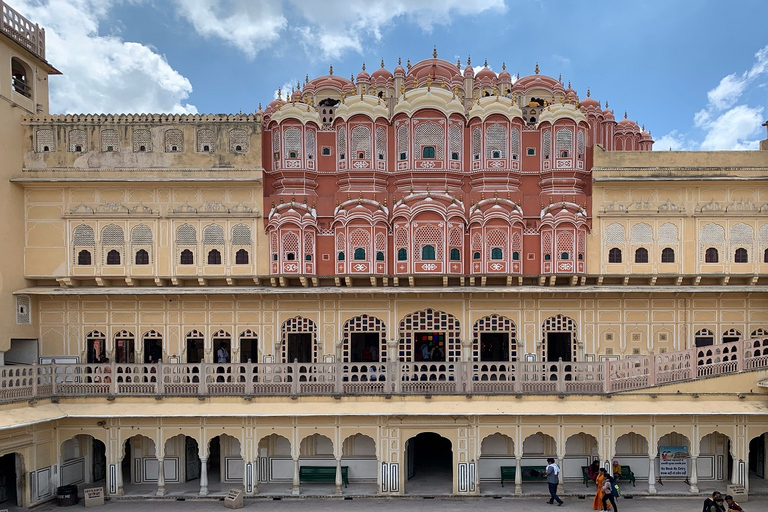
[399,309,461,363]
[405,432,452,494]
[542,315,577,362]
[0,453,22,507]
[206,434,243,493]
[479,433,514,493]
[120,435,156,495]
[60,435,107,488]
[749,432,767,491]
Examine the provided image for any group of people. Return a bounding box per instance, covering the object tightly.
[703,491,744,512]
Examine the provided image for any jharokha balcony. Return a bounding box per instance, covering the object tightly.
[2,338,768,403]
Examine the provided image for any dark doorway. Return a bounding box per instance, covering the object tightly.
[186,338,204,363]
[415,332,445,362]
[143,338,162,363]
[546,332,572,362]
[209,437,221,483]
[93,439,106,482]
[122,439,132,484]
[240,338,258,363]
[185,437,201,482]
[406,433,452,493]
[87,337,105,363]
[480,332,509,361]
[0,453,20,506]
[749,435,765,478]
[287,333,312,363]
[351,333,380,362]
[115,337,135,363]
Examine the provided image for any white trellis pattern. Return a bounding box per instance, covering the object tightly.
[413,121,444,159]
[449,124,462,157]
[337,126,347,159]
[605,223,626,244]
[472,127,482,159]
[69,129,86,152]
[284,127,301,158]
[100,129,118,152]
[376,126,387,160]
[281,316,318,363]
[485,124,507,159]
[351,125,371,159]
[133,128,151,152]
[542,130,551,158]
[399,308,461,362]
[36,128,54,152]
[164,129,183,152]
[631,223,653,244]
[413,224,443,260]
[556,128,573,155]
[700,223,725,259]
[510,128,520,159]
[229,129,248,152]
[473,314,517,362]
[659,223,678,244]
[197,129,215,151]
[541,314,578,361]
[341,315,388,362]
[304,129,315,159]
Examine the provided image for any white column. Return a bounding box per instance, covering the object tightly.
[689,455,699,493]
[199,456,209,496]
[557,456,564,495]
[156,458,165,496]
[116,460,124,496]
[514,457,522,495]
[335,457,343,495]
[647,457,657,495]
[292,458,300,495]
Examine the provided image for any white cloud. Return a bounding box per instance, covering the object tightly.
[653,130,694,151]
[274,79,300,100]
[14,0,196,114]
[682,44,768,150]
[171,0,286,59]
[171,0,506,60]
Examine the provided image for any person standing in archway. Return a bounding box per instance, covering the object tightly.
[545,457,564,506]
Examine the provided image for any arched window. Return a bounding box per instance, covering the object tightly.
[354,248,366,260]
[208,249,222,264]
[397,248,407,261]
[78,250,92,265]
[11,58,31,98]
[180,249,194,265]
[338,252,345,261]
[705,247,719,263]
[661,247,675,263]
[422,245,436,260]
[135,249,149,265]
[560,252,569,260]
[235,249,249,264]
[106,249,121,265]
[473,251,481,260]
[376,251,385,261]
[734,248,748,263]
[450,248,461,261]
[608,248,622,263]
[422,146,435,159]
[544,254,551,261]
[512,251,520,261]
[491,247,503,260]
[635,247,649,263]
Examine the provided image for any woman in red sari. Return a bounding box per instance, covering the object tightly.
[593,468,611,510]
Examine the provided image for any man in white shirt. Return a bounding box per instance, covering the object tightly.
[546,457,564,506]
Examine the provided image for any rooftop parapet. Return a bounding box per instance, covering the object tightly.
[1,0,45,59]
[23,113,262,125]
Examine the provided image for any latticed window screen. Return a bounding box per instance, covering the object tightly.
[486,229,507,254]
[203,224,225,246]
[413,122,444,159]
[232,224,251,245]
[577,131,585,156]
[281,316,317,363]
[336,232,346,252]
[510,128,520,158]
[342,314,388,362]
[351,125,371,159]
[131,224,152,244]
[375,232,386,251]
[165,129,183,152]
[631,223,653,244]
[304,129,315,159]
[542,231,552,255]
[557,231,574,256]
[449,124,462,157]
[605,223,626,244]
[485,124,507,158]
[395,227,408,249]
[304,232,314,258]
[102,224,124,262]
[100,129,118,152]
[556,128,573,156]
[337,127,347,158]
[16,295,31,325]
[68,129,86,152]
[473,314,517,362]
[542,314,577,360]
[397,125,408,156]
[542,130,551,158]
[230,129,248,152]
[472,128,481,158]
[272,130,280,155]
[282,232,299,258]
[658,223,679,244]
[270,232,278,259]
[176,224,197,245]
[375,126,387,159]
[36,129,54,152]
[133,129,151,152]
[284,127,301,158]
[349,228,370,252]
[472,232,482,252]
[730,223,753,245]
[197,129,215,151]
[398,308,461,362]
[512,232,522,251]
[700,223,725,258]
[413,225,443,260]
[760,224,768,245]
[449,227,463,250]
[73,225,95,246]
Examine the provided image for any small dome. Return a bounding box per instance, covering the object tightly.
[476,66,496,81]
[356,63,370,82]
[464,64,474,78]
[371,63,393,81]
[290,89,302,102]
[498,69,512,82]
[580,97,601,109]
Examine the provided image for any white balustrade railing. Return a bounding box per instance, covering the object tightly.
[1,337,766,403]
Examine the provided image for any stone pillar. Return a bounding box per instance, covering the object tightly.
[156,458,165,496]
[116,460,124,496]
[245,461,256,496]
[199,456,209,496]
[557,456,564,495]
[647,457,657,495]
[514,457,522,495]
[335,457,343,495]
[689,455,699,493]
[292,458,300,495]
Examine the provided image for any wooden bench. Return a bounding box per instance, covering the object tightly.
[616,465,636,486]
[500,465,548,486]
[299,465,349,487]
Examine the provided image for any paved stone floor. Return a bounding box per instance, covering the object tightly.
[11,494,765,512]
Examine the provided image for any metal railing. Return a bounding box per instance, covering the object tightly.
[1,337,767,404]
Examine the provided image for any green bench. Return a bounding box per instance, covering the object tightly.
[581,466,593,487]
[299,465,349,487]
[616,465,636,486]
[500,465,548,486]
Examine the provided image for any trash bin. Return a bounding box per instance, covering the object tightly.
[56,484,79,506]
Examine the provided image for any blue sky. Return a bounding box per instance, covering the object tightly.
[14,0,768,150]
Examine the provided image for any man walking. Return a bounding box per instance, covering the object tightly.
[546,457,564,506]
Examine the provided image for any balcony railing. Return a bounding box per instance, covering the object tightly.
[1,338,766,404]
[1,1,45,59]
